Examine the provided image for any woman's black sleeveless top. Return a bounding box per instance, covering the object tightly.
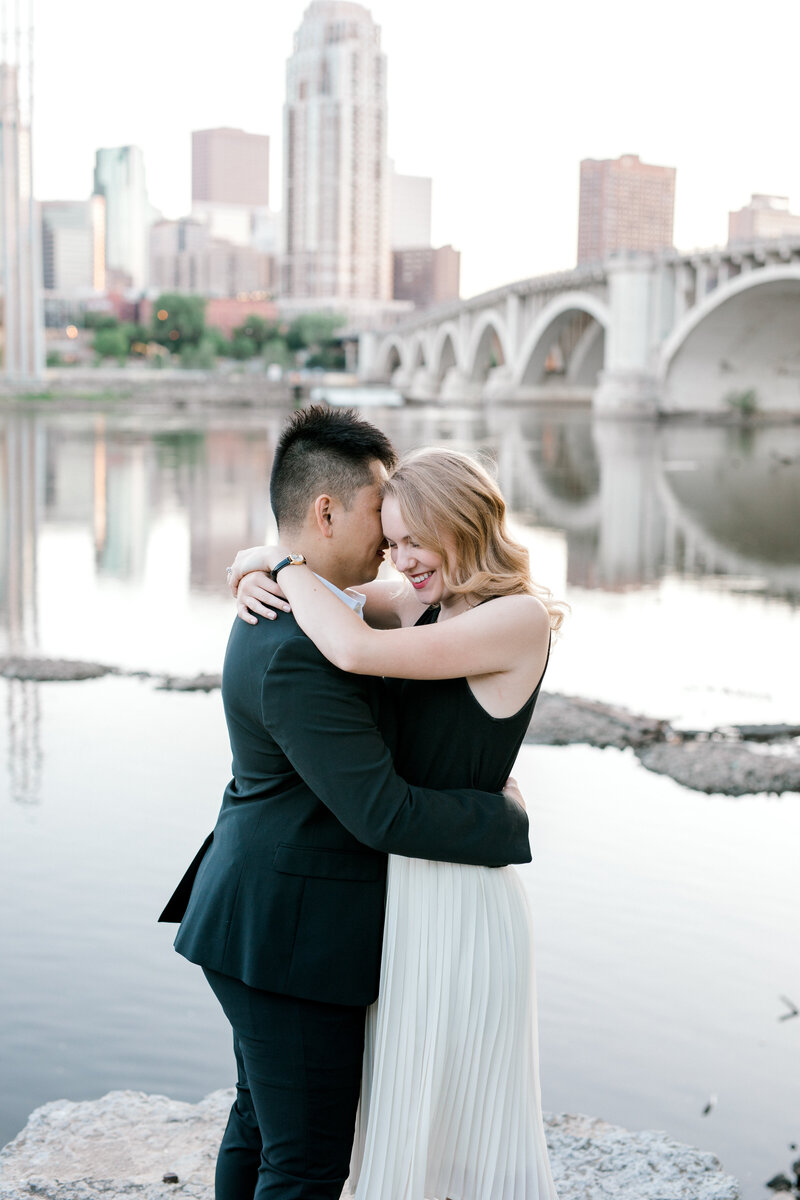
[385,604,547,794]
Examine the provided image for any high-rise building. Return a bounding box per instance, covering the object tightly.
[150,218,274,296]
[93,145,151,291]
[728,194,800,243]
[391,171,432,250]
[283,1,390,301]
[0,51,44,380]
[392,245,460,310]
[192,127,270,207]
[577,153,675,264]
[41,198,105,292]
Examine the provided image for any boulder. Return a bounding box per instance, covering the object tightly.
[0,1090,741,1200]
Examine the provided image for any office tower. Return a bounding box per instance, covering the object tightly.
[392,245,460,309]
[41,198,105,292]
[192,127,270,207]
[191,127,273,250]
[0,31,44,380]
[391,171,432,249]
[577,154,676,264]
[283,1,390,301]
[93,145,151,291]
[728,194,800,243]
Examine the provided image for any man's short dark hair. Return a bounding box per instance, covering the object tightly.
[270,406,397,531]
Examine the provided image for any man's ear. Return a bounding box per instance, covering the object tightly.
[312,494,336,538]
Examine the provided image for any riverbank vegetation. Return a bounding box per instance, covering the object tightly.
[46,296,347,374]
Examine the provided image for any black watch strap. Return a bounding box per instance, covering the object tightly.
[271,553,306,579]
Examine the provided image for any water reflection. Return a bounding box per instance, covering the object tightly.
[482,408,800,596]
[2,404,799,648]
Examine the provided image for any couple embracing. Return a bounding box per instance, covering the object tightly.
[160,406,562,1200]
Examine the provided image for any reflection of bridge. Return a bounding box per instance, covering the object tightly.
[483,410,800,594]
[360,240,800,414]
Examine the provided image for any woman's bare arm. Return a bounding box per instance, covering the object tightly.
[266,559,549,681]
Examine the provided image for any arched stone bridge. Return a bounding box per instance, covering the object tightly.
[358,239,800,414]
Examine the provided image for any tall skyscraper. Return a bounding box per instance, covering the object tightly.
[41,198,105,292]
[93,145,151,291]
[577,153,675,265]
[192,127,270,207]
[191,127,273,253]
[283,1,390,301]
[728,194,800,243]
[0,15,44,382]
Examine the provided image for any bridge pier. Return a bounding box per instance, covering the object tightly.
[594,257,659,416]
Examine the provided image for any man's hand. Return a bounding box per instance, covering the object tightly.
[236,571,291,625]
[502,776,526,812]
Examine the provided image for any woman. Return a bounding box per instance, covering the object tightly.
[231,448,563,1200]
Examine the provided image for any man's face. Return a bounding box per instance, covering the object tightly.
[331,459,390,587]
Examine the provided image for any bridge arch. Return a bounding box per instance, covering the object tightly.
[373,335,407,380]
[659,266,800,412]
[408,334,428,371]
[429,321,462,382]
[465,312,511,382]
[513,292,610,390]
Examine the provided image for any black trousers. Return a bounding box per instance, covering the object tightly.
[204,968,366,1200]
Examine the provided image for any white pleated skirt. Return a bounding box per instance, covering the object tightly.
[345,855,559,1200]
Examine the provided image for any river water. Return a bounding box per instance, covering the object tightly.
[1,400,799,1197]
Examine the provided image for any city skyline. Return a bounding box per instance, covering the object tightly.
[28,0,800,298]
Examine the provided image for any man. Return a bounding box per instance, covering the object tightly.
[160,406,530,1200]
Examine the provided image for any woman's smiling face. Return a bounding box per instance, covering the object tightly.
[381,494,449,604]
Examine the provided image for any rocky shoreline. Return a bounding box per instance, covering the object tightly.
[1,654,798,797]
[0,1089,741,1200]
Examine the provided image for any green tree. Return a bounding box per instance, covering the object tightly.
[285,312,344,352]
[84,311,120,331]
[93,326,129,363]
[232,314,279,351]
[230,335,258,361]
[262,337,292,369]
[151,294,206,353]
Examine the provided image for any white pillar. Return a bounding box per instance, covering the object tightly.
[358,330,379,380]
[594,256,658,415]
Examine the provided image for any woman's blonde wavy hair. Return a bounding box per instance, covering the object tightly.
[382,448,565,631]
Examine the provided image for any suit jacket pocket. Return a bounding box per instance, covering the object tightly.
[273,842,384,882]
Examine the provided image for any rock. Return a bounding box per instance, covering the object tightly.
[526,693,671,750]
[637,740,800,796]
[0,1090,740,1200]
[156,675,222,693]
[726,723,800,743]
[0,658,116,683]
[766,1173,795,1192]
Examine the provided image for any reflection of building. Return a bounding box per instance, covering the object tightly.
[93,145,151,291]
[0,415,43,803]
[149,217,275,296]
[577,154,675,264]
[728,194,800,244]
[391,171,431,249]
[41,198,106,292]
[186,430,273,589]
[283,1,390,301]
[392,245,460,309]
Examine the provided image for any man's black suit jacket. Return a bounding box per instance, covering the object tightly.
[160,610,531,1007]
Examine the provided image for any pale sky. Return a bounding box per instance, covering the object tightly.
[30,0,800,297]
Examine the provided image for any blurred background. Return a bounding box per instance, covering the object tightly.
[1,3,799,1198]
